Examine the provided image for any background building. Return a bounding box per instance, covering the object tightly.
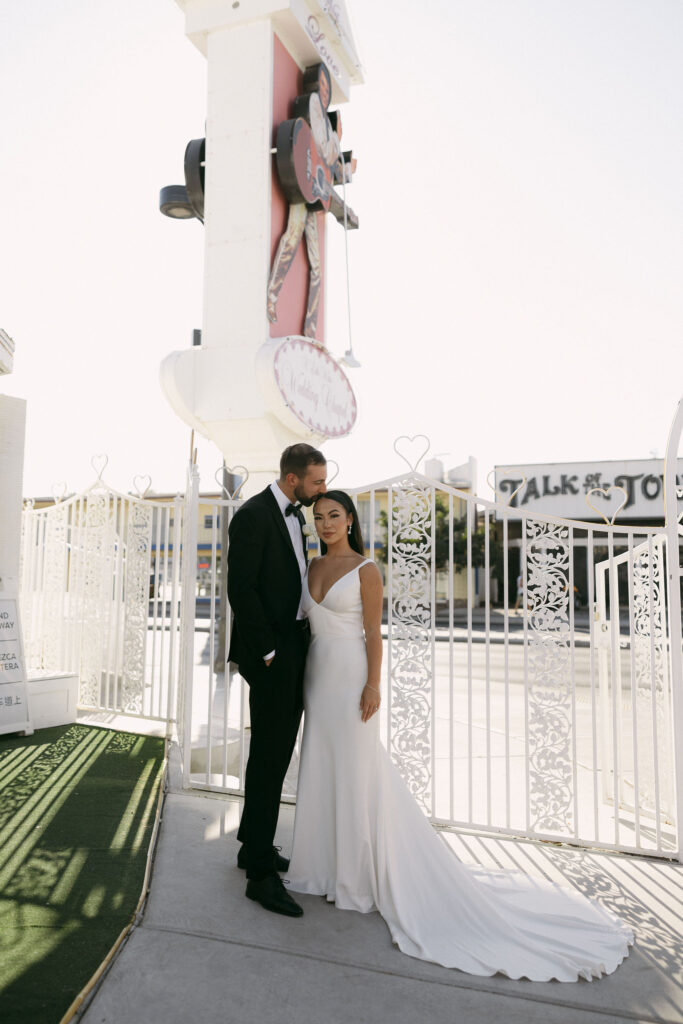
[494,458,683,606]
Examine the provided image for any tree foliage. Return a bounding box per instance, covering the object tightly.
[377,494,501,577]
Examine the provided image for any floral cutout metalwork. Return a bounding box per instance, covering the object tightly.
[632,539,674,821]
[524,517,573,834]
[389,476,433,814]
[120,501,153,713]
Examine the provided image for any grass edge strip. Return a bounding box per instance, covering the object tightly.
[57,736,169,1024]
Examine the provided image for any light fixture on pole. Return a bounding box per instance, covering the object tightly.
[339,348,361,369]
[159,139,206,223]
[159,184,195,219]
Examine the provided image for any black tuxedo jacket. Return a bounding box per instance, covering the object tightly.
[227,485,304,667]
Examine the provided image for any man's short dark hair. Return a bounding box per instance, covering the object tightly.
[280,443,326,479]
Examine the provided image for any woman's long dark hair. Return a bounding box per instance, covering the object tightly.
[314,490,365,556]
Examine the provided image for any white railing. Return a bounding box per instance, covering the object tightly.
[178,461,199,778]
[20,467,184,728]
[180,492,244,791]
[18,402,683,862]
[180,462,682,859]
[595,537,675,841]
[664,397,683,849]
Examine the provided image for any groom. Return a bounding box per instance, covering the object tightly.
[227,443,327,917]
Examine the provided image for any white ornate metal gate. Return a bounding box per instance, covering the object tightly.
[20,461,184,728]
[19,407,683,861]
[595,537,675,840]
[181,426,683,860]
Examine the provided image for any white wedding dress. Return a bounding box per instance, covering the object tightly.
[286,560,633,982]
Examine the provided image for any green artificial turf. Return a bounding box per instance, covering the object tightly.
[0,723,165,1023]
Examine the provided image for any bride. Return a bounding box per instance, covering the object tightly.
[285,490,634,982]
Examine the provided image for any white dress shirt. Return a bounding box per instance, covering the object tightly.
[264,481,307,661]
[270,481,307,581]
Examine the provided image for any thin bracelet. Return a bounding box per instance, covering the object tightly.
[364,684,380,693]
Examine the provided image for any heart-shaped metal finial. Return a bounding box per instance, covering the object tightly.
[325,459,340,486]
[90,454,109,482]
[486,468,527,507]
[393,434,430,473]
[133,474,152,499]
[585,486,628,526]
[215,465,249,499]
[51,481,67,504]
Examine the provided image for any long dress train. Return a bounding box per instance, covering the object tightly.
[286,560,633,982]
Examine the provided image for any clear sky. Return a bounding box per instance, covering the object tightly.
[1,0,682,500]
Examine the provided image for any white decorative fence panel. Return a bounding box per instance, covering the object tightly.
[595,538,675,845]
[180,488,245,790]
[386,474,434,815]
[180,453,682,859]
[18,407,683,861]
[20,477,184,725]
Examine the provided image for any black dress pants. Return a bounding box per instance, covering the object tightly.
[236,626,308,880]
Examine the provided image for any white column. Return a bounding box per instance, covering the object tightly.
[201,19,272,400]
[203,22,271,340]
[0,395,27,595]
[161,1,363,489]
[160,18,283,475]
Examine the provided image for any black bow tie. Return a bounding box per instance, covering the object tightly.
[285,503,305,526]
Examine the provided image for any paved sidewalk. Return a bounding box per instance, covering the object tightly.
[81,745,683,1024]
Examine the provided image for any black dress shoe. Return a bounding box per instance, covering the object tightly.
[237,845,290,872]
[246,873,303,917]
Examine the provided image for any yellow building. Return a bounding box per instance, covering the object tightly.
[26,480,486,609]
[24,491,224,599]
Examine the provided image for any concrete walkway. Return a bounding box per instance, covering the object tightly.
[81,746,683,1024]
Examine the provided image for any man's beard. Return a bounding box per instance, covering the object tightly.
[294,483,325,507]
[294,488,317,507]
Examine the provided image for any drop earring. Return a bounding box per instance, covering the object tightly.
[348,524,352,534]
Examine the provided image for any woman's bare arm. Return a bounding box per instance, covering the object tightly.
[359,561,384,723]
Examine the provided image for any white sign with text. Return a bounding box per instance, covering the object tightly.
[258,336,357,440]
[0,598,32,736]
[494,459,683,521]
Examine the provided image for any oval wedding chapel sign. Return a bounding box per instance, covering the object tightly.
[263,336,357,438]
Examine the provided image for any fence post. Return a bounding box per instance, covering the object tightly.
[664,396,683,861]
[178,460,200,788]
